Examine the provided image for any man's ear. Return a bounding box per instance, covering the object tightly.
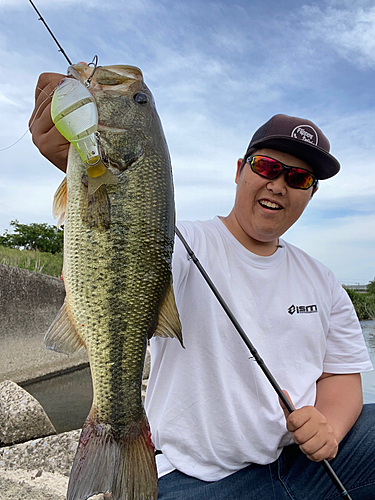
[235,158,244,184]
[310,183,319,199]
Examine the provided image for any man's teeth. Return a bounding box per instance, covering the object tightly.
[259,200,282,210]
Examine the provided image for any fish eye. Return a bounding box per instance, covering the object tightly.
[133,92,148,104]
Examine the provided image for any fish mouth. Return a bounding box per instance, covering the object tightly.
[103,65,143,79]
[97,123,128,133]
[68,64,144,87]
[258,199,284,211]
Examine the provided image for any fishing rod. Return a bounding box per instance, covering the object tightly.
[28,0,72,65]
[0,2,73,154]
[27,2,352,497]
[175,226,353,500]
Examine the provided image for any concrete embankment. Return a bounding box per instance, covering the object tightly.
[0,429,80,500]
[0,264,88,384]
[0,264,90,499]
[0,263,151,499]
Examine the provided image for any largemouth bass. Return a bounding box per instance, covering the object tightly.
[45,64,183,500]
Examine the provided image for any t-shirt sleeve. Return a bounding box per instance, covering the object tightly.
[323,277,373,374]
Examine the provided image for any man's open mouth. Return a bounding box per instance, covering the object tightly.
[258,199,283,210]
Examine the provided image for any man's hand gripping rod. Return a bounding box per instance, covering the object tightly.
[175,226,352,500]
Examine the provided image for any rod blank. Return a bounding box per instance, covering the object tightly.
[28,0,72,65]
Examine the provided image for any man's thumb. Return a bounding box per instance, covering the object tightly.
[279,390,295,420]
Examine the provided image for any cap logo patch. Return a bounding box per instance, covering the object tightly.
[291,125,318,145]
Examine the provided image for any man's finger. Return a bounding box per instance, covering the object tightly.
[29,72,70,171]
[279,389,295,420]
[29,73,65,129]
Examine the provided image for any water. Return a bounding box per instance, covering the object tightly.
[361,320,375,403]
[23,320,375,433]
[22,366,92,433]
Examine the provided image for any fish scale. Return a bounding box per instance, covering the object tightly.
[45,64,183,500]
[67,161,165,422]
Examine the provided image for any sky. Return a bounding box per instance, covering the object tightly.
[0,0,374,285]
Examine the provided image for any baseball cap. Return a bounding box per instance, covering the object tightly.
[244,114,340,179]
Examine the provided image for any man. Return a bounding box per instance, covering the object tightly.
[30,73,374,499]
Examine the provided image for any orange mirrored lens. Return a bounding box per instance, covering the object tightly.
[286,168,315,189]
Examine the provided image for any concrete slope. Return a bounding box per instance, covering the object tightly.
[0,264,88,384]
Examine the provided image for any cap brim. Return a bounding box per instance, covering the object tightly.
[247,136,340,180]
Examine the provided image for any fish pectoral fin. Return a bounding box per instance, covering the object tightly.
[84,184,111,229]
[87,167,119,195]
[44,300,86,355]
[153,282,184,347]
[53,177,67,228]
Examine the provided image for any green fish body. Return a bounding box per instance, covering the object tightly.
[45,64,182,500]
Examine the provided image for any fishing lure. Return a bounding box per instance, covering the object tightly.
[29,0,117,193]
[50,58,119,194]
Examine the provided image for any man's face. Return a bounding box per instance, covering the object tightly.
[232,148,316,245]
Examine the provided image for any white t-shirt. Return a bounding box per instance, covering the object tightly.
[145,217,372,481]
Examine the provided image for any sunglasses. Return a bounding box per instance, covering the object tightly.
[247,155,318,190]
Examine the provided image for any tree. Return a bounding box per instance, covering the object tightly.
[367,278,375,296]
[0,220,63,254]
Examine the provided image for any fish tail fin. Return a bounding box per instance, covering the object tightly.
[67,409,158,500]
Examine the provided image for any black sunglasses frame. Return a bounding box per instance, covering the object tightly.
[247,155,318,190]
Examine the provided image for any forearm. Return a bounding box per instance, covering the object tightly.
[315,372,363,444]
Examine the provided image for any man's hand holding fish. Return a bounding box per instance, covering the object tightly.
[29,72,70,172]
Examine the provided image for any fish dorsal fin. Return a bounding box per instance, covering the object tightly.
[44,300,86,354]
[154,282,184,347]
[53,177,68,228]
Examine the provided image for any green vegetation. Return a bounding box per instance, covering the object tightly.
[367,279,375,296]
[0,221,63,278]
[345,281,375,321]
[0,220,63,254]
[0,245,63,278]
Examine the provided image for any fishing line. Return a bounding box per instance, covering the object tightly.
[0,88,54,153]
[0,0,65,154]
[175,226,353,500]
[0,130,30,153]
[5,3,98,155]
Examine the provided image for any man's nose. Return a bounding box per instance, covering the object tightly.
[266,173,287,195]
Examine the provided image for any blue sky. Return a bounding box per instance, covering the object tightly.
[0,0,374,285]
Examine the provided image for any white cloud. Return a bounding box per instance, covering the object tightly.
[0,93,19,106]
[298,4,375,68]
[0,178,61,230]
[285,211,375,284]
[176,184,234,221]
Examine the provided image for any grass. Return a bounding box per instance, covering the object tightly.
[344,288,375,321]
[0,245,63,278]
[1,244,373,320]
